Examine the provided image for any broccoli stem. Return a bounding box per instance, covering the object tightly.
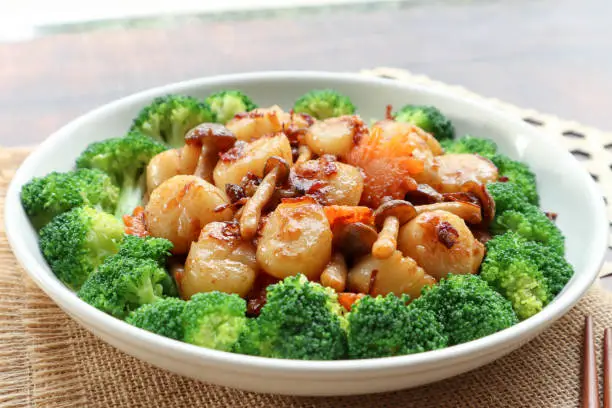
[115,173,146,218]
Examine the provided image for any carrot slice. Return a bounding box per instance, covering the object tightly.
[338,292,365,311]
[346,124,429,207]
[123,206,149,237]
[324,205,374,229]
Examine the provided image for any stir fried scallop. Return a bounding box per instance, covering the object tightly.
[290,156,364,206]
[434,153,498,193]
[144,175,233,254]
[146,146,199,193]
[182,221,259,299]
[142,105,493,303]
[226,106,312,142]
[347,250,436,299]
[397,210,485,280]
[213,133,293,189]
[256,197,333,280]
[304,115,366,158]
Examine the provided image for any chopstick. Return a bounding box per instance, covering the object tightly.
[584,316,599,408]
[582,316,611,408]
[605,328,611,408]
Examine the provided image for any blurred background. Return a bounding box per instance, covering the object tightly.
[1,0,611,146]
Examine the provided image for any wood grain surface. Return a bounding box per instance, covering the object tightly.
[1,0,611,146]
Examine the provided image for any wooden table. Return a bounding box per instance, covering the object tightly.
[1,0,612,146]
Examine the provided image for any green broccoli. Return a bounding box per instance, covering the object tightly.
[39,206,124,290]
[347,294,447,359]
[491,153,539,205]
[234,275,347,360]
[183,291,247,352]
[487,181,564,254]
[440,135,498,158]
[130,94,214,148]
[205,90,258,124]
[492,206,565,255]
[117,234,173,266]
[411,274,518,345]
[480,232,549,320]
[78,256,168,318]
[293,89,356,120]
[126,298,186,340]
[394,105,455,141]
[481,232,573,319]
[76,131,167,217]
[117,235,178,297]
[21,168,119,229]
[487,181,530,214]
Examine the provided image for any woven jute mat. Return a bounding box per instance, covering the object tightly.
[2,69,612,407]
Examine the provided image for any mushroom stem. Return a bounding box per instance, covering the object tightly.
[240,167,279,240]
[296,145,312,164]
[320,253,348,292]
[233,205,245,221]
[194,144,216,183]
[415,201,482,224]
[372,216,400,259]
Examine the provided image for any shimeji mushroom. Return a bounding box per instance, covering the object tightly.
[371,200,417,259]
[184,123,236,183]
[324,205,378,261]
[405,184,443,205]
[320,253,349,292]
[414,201,482,225]
[239,156,290,240]
[295,144,313,164]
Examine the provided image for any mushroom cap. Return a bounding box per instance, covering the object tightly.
[332,222,378,259]
[459,181,496,225]
[263,156,290,183]
[373,200,417,227]
[185,123,236,150]
[405,184,443,205]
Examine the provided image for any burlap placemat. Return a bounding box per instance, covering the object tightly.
[2,69,612,407]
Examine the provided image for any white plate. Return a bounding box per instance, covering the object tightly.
[5,71,608,396]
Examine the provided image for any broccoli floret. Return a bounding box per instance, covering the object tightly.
[535,250,574,297]
[117,235,178,297]
[491,153,539,205]
[487,181,531,214]
[21,169,119,229]
[441,135,498,158]
[482,232,573,318]
[293,89,356,120]
[480,232,550,320]
[411,274,518,345]
[347,294,447,359]
[117,234,173,266]
[126,298,186,340]
[234,275,347,360]
[205,90,258,124]
[394,105,455,141]
[492,205,565,255]
[78,256,167,318]
[183,292,247,352]
[39,207,124,290]
[130,95,214,148]
[76,131,167,217]
[482,231,574,304]
[487,181,564,254]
